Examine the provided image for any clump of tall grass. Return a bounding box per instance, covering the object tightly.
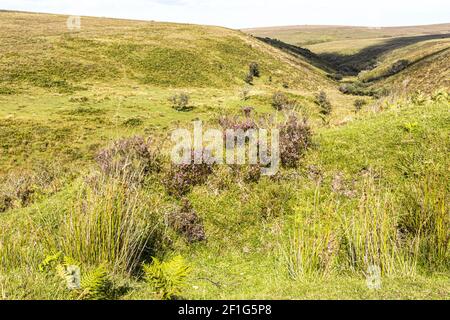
[398,172,449,271]
[280,176,426,280]
[58,177,167,274]
[279,188,339,279]
[339,178,417,277]
[282,220,337,279]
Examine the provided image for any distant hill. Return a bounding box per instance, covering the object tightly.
[0,11,332,92]
[243,24,450,47]
[244,24,450,94]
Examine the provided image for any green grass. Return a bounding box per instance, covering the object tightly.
[245,24,450,94]
[244,24,450,50]
[0,11,449,300]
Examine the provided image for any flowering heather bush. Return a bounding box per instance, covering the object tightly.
[168,199,206,243]
[164,149,214,197]
[279,113,312,168]
[95,136,161,183]
[218,114,258,133]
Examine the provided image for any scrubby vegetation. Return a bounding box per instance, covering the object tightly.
[0,12,448,300]
[170,93,191,112]
[315,91,332,120]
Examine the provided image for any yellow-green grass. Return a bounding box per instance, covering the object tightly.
[1,98,448,300]
[244,24,450,49]
[0,11,449,300]
[0,11,332,91]
[359,39,450,78]
[244,23,450,94]
[367,46,450,94]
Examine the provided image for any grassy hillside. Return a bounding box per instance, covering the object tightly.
[362,41,450,94]
[0,11,330,91]
[1,11,353,175]
[0,12,449,300]
[244,24,450,48]
[245,24,450,94]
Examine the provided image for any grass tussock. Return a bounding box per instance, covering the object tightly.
[57,177,167,274]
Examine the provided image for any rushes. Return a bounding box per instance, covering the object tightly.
[399,172,449,270]
[281,177,425,280]
[283,221,337,280]
[59,177,164,274]
[339,179,415,276]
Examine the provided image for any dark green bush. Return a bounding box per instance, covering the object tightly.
[354,99,367,113]
[249,62,260,77]
[316,91,332,117]
[170,93,190,111]
[244,72,254,85]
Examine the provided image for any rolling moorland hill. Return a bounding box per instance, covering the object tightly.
[0,11,331,91]
[0,12,449,300]
[243,24,450,47]
[245,24,450,94]
[0,11,351,175]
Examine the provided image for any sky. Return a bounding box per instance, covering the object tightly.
[0,0,449,29]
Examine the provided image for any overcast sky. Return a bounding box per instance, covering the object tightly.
[1,0,449,28]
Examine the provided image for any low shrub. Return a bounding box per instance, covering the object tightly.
[249,62,260,77]
[271,91,289,111]
[354,99,367,113]
[122,117,144,127]
[244,72,254,85]
[163,150,214,197]
[339,82,389,98]
[279,113,312,168]
[0,163,64,213]
[95,136,161,184]
[0,86,16,95]
[328,73,343,81]
[170,93,190,111]
[315,91,332,118]
[388,59,409,76]
[168,199,206,243]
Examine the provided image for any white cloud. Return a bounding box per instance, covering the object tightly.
[0,0,448,28]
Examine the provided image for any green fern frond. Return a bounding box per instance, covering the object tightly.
[143,255,190,300]
[79,265,112,300]
[38,252,63,273]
